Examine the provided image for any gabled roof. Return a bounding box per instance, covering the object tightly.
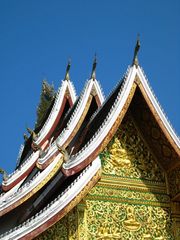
[0,157,101,240]
[1,77,76,191]
[37,77,104,169]
[33,77,76,146]
[62,64,180,176]
[0,68,104,218]
[0,53,179,239]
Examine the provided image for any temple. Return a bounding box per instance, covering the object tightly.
[0,40,180,240]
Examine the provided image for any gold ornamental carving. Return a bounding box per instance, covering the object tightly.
[100,112,165,182]
[122,206,141,231]
[83,200,174,239]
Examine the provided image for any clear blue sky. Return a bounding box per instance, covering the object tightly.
[0,0,179,177]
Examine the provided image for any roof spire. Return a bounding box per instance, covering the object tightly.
[26,127,37,141]
[64,59,71,81]
[91,54,97,80]
[132,34,140,67]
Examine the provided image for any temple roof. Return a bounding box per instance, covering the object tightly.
[0,51,179,239]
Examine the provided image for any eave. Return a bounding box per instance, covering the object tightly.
[0,153,63,217]
[0,157,101,240]
[37,78,104,169]
[33,79,76,147]
[136,66,180,158]
[62,65,180,176]
[1,79,76,191]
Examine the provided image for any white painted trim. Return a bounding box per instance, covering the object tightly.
[63,66,136,170]
[0,154,62,213]
[0,157,101,240]
[137,67,180,148]
[34,80,77,145]
[2,80,76,187]
[38,79,104,166]
[0,178,26,203]
[2,151,40,186]
[63,65,180,171]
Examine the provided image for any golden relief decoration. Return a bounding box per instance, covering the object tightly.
[122,206,141,231]
[100,113,165,182]
[83,200,174,240]
[88,186,170,206]
[77,202,88,239]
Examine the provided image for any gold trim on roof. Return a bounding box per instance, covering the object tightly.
[0,155,63,218]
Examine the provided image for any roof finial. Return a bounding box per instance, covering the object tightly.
[91,54,97,80]
[132,34,140,67]
[64,59,71,81]
[27,127,37,141]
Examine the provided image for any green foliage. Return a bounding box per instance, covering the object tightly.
[35,80,55,129]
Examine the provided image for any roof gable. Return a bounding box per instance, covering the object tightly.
[63,65,180,175]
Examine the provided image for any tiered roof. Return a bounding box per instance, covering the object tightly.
[0,42,179,239]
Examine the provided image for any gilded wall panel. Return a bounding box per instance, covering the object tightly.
[100,113,165,183]
[89,185,170,206]
[82,200,174,240]
[35,112,178,239]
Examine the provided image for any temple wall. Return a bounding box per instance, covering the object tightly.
[35,113,179,239]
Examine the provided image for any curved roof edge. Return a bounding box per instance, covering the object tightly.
[137,66,180,152]
[62,65,180,175]
[1,150,40,190]
[0,153,63,217]
[34,79,77,146]
[37,78,104,169]
[0,157,101,240]
[1,79,76,190]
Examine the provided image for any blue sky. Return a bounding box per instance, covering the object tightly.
[0,0,179,177]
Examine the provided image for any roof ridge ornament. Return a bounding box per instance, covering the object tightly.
[91,54,97,80]
[57,145,70,163]
[27,127,37,141]
[64,59,71,81]
[132,34,140,67]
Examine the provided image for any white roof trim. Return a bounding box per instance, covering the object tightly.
[0,178,26,203]
[137,66,180,148]
[2,80,76,188]
[37,78,104,166]
[0,157,101,240]
[2,150,40,187]
[63,66,136,170]
[0,153,62,215]
[63,65,180,171]
[34,79,77,145]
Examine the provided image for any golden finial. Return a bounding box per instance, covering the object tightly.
[57,145,69,163]
[132,34,140,67]
[27,127,37,141]
[64,59,71,81]
[91,54,97,80]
